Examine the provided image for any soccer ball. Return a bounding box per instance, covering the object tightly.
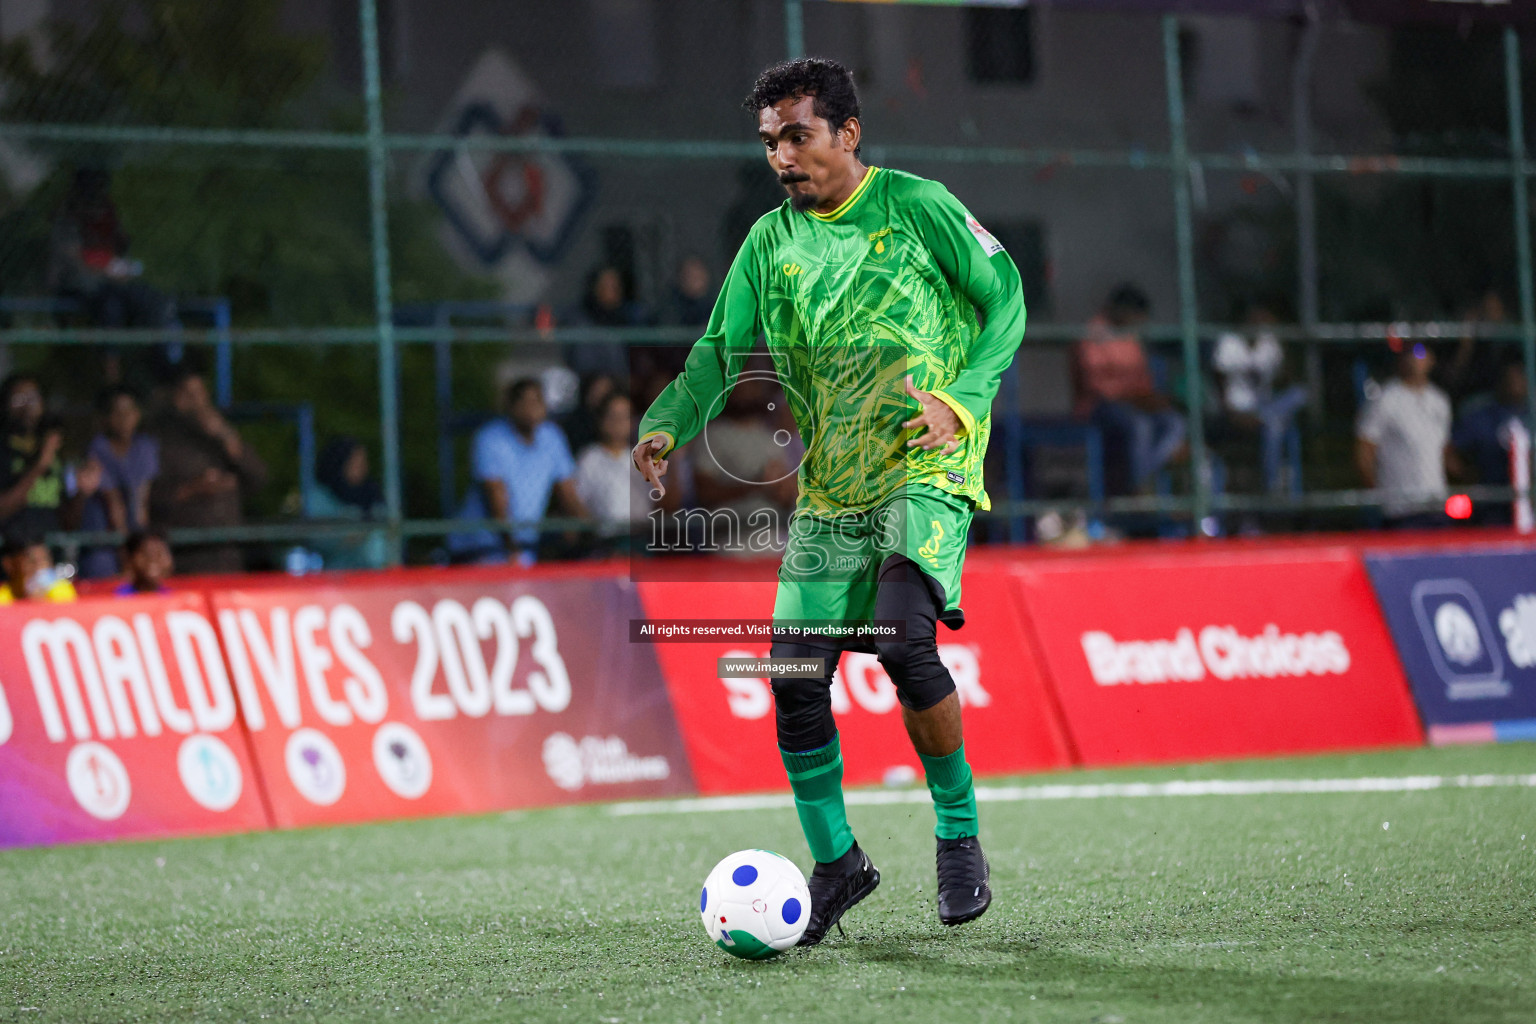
[699,849,810,959]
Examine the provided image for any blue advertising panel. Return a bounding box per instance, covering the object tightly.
[1365,547,1536,743]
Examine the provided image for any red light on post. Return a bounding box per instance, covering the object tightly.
[1445,494,1473,520]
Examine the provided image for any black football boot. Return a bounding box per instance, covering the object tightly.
[935,835,991,926]
[796,842,880,946]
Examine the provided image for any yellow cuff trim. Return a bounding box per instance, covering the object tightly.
[638,430,676,457]
[928,389,976,440]
[808,166,880,222]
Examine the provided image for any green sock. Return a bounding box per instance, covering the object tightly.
[919,743,979,840]
[781,735,855,864]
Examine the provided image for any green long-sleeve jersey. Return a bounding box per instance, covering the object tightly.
[638,166,1026,513]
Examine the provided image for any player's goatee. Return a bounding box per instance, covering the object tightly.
[779,172,815,211]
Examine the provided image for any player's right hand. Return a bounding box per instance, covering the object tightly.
[632,435,670,498]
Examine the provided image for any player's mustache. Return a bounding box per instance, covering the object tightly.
[778,172,811,185]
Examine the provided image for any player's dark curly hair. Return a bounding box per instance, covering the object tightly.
[743,58,862,156]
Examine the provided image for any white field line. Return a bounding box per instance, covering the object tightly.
[607,773,1536,816]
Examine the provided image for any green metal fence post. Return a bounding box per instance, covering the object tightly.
[1293,4,1323,424]
[361,0,402,565]
[1508,27,1536,493]
[1163,14,1209,531]
[786,0,805,61]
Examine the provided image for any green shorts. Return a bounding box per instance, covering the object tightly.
[772,483,973,633]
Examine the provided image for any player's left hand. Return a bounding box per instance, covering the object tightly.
[902,375,961,456]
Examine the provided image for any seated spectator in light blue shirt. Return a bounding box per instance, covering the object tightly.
[448,378,589,565]
[305,437,388,569]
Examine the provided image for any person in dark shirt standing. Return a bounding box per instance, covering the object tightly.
[0,374,99,540]
[47,168,173,330]
[565,265,652,379]
[1452,359,1532,526]
[149,369,267,574]
[667,256,716,327]
[559,372,619,458]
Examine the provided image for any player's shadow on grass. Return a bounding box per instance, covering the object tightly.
[818,938,1519,1023]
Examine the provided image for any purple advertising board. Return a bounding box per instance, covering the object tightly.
[1365,547,1536,745]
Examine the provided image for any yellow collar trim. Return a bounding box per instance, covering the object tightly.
[808,166,879,222]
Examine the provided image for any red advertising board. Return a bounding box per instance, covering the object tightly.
[1008,549,1423,765]
[0,593,270,848]
[1,537,1452,851]
[638,568,1074,795]
[207,576,693,828]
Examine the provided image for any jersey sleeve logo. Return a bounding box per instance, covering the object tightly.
[965,215,1005,257]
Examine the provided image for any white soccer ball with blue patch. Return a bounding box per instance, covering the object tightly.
[699,849,810,959]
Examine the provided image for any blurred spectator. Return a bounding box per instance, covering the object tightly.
[538,364,581,422]
[1357,344,1460,528]
[306,438,387,570]
[1210,300,1308,494]
[560,372,619,457]
[566,265,651,378]
[1438,288,1512,405]
[448,378,589,565]
[0,373,99,539]
[47,168,173,329]
[79,387,159,579]
[581,266,649,327]
[668,256,715,327]
[1452,359,1532,525]
[1072,284,1185,493]
[149,369,268,574]
[115,528,172,595]
[629,258,711,389]
[692,375,796,553]
[574,392,654,540]
[0,533,75,603]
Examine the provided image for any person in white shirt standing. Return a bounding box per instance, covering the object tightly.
[574,392,656,551]
[1211,301,1308,494]
[1356,343,1463,528]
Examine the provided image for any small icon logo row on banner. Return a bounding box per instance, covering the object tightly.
[63,723,437,821]
[283,723,436,806]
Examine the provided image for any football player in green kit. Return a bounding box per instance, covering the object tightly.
[633,58,1025,945]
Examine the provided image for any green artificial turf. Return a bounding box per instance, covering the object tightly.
[2,744,1533,1023]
